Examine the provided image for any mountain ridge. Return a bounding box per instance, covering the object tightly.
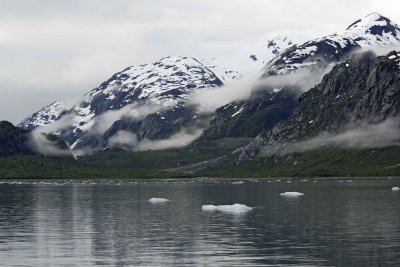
[17,13,400,157]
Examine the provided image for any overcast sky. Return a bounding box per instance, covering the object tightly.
[1,0,400,123]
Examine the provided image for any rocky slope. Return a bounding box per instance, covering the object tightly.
[195,87,299,142]
[240,50,400,161]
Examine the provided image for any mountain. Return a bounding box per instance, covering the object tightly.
[195,13,400,145]
[240,50,400,161]
[264,12,400,76]
[19,34,301,134]
[19,13,400,155]
[20,56,237,151]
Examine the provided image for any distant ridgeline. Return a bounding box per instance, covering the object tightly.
[1,13,400,178]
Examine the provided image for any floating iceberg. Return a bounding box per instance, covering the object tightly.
[148,197,170,203]
[392,187,400,191]
[202,203,252,214]
[232,181,244,185]
[280,192,304,197]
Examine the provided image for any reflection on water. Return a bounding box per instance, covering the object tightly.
[0,179,400,266]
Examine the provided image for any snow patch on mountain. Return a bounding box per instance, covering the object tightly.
[207,35,309,75]
[19,101,68,130]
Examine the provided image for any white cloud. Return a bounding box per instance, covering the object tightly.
[262,118,400,156]
[108,128,204,151]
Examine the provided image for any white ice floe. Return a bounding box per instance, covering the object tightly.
[280,192,304,197]
[392,187,400,191]
[202,204,252,214]
[232,181,244,185]
[148,198,170,203]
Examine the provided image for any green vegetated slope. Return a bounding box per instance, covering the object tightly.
[0,138,249,179]
[200,146,400,178]
[3,145,400,179]
[0,155,187,179]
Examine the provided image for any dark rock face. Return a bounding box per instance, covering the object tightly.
[195,87,299,143]
[240,50,400,161]
[0,121,34,156]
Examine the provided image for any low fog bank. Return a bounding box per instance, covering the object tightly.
[261,118,400,156]
[28,131,71,157]
[190,62,333,113]
[108,128,204,152]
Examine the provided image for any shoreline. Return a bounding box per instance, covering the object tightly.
[1,176,400,184]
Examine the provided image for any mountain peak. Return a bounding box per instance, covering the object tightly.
[346,13,399,36]
[158,56,198,63]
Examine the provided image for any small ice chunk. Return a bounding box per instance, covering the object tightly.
[148,197,170,203]
[232,181,244,185]
[346,63,350,67]
[202,204,252,214]
[392,187,400,191]
[280,192,304,197]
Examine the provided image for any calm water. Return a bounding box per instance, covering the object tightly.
[0,178,400,266]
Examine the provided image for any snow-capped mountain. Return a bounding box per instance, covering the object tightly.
[266,12,400,75]
[206,35,308,75]
[195,13,400,144]
[18,35,304,137]
[21,56,236,150]
[19,100,68,130]
[240,50,400,161]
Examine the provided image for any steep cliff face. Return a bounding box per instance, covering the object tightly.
[240,50,400,161]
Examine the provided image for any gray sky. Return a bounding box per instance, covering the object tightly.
[1,0,400,123]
